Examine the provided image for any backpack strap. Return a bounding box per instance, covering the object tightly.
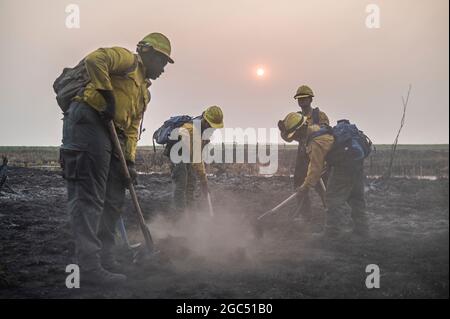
[312,107,320,125]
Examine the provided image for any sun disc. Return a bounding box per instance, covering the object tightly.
[256,68,265,76]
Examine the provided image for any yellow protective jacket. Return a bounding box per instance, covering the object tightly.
[301,126,335,189]
[74,47,151,162]
[178,122,208,184]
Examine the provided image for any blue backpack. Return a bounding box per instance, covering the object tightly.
[310,119,373,165]
[153,115,193,146]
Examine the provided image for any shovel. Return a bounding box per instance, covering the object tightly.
[257,192,300,220]
[108,121,155,255]
[116,215,142,249]
[253,190,309,238]
[206,191,215,217]
[318,178,327,209]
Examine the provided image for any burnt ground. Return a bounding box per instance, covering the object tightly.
[0,167,448,299]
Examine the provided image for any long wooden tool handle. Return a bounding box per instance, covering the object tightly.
[206,192,215,217]
[108,121,154,251]
[257,192,298,220]
[318,178,327,209]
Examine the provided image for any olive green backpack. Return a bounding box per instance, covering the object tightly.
[53,56,137,112]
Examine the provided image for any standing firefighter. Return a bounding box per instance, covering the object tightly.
[280,112,372,238]
[154,106,224,215]
[55,33,174,284]
[279,85,329,223]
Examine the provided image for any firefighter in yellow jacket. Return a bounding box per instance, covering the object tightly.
[167,106,224,214]
[59,33,174,284]
[280,112,369,238]
[280,85,329,223]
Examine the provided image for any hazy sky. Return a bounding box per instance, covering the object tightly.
[0,0,448,145]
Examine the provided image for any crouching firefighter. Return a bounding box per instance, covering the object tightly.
[279,85,330,224]
[280,112,373,238]
[153,106,224,216]
[54,33,174,284]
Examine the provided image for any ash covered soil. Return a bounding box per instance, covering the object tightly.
[0,167,448,298]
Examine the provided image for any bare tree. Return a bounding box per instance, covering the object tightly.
[384,85,412,179]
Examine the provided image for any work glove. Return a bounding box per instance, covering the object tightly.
[102,104,116,122]
[97,89,116,122]
[125,161,138,186]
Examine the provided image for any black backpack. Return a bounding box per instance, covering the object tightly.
[153,115,193,145]
[309,119,373,165]
[53,55,138,112]
[152,115,194,154]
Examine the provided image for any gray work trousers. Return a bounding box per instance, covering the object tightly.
[325,162,368,232]
[60,101,126,270]
[171,162,197,213]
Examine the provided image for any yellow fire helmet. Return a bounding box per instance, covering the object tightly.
[283,112,308,139]
[294,85,314,99]
[203,105,224,129]
[138,32,174,63]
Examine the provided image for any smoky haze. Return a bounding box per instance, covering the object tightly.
[0,0,448,146]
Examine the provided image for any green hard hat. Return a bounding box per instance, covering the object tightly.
[284,112,307,131]
[139,32,174,64]
[204,105,224,129]
[294,85,314,99]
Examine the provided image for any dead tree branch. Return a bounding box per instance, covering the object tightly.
[384,84,412,179]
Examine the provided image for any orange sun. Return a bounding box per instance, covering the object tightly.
[256,67,265,77]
